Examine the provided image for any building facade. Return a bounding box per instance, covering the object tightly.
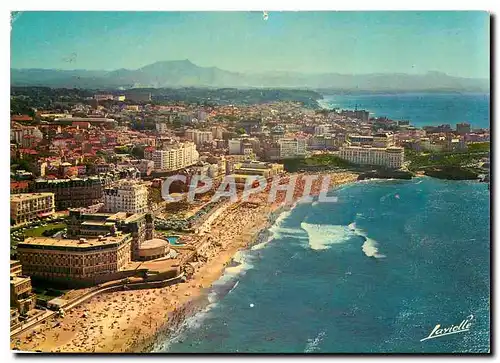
[314,124,330,135]
[10,193,55,227]
[308,135,338,150]
[103,181,148,214]
[30,171,137,210]
[16,211,156,284]
[186,129,213,145]
[156,122,169,134]
[347,134,374,146]
[456,122,471,135]
[10,260,36,320]
[31,177,109,210]
[339,146,404,169]
[145,142,199,172]
[17,234,132,284]
[372,132,395,148]
[277,138,307,159]
[117,159,155,176]
[10,126,43,145]
[228,139,242,155]
[66,210,154,260]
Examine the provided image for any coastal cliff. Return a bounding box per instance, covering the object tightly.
[422,166,480,180]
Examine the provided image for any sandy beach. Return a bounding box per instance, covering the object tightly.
[11,171,358,353]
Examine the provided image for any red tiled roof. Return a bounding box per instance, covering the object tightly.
[11,181,29,190]
[11,115,33,121]
[19,149,38,155]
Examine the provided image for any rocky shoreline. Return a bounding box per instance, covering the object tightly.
[422,166,480,180]
[357,169,414,181]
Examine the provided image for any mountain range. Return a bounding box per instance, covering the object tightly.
[11,59,489,92]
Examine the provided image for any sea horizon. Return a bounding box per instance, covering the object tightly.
[318,92,490,129]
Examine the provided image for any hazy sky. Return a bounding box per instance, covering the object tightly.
[11,11,490,78]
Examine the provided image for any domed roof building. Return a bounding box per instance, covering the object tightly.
[138,238,170,261]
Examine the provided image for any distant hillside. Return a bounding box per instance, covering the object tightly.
[11,60,490,92]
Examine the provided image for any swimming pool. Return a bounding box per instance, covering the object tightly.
[166,236,184,246]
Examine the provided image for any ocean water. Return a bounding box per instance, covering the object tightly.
[155,178,490,353]
[318,93,490,129]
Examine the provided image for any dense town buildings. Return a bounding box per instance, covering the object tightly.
[31,177,110,210]
[117,159,155,176]
[9,89,490,292]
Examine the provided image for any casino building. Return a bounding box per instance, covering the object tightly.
[16,211,158,285]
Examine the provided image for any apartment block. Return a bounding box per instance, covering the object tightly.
[103,181,148,214]
[145,142,199,172]
[277,138,307,159]
[10,193,55,227]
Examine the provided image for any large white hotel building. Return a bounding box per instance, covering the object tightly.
[144,141,199,172]
[339,146,404,169]
[339,132,404,169]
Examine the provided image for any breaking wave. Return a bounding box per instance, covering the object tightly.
[300,223,353,250]
[251,241,268,251]
[352,224,386,259]
[224,250,254,275]
[361,238,386,259]
[268,207,308,242]
[301,220,386,258]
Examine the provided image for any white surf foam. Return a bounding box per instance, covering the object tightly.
[304,331,326,353]
[361,238,386,259]
[353,225,386,259]
[224,250,254,275]
[301,220,386,258]
[155,302,217,352]
[300,222,354,250]
[268,207,308,241]
[228,280,239,294]
[207,291,218,304]
[251,240,269,251]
